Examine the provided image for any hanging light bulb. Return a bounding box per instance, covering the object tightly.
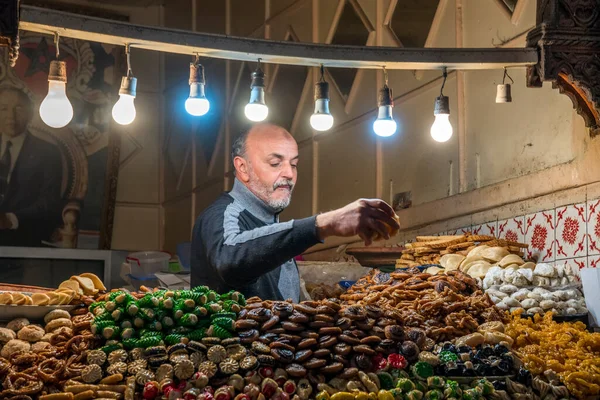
[245,59,268,122]
[373,67,397,137]
[185,55,210,116]
[112,44,137,125]
[39,33,73,129]
[310,65,334,131]
[496,67,514,103]
[430,67,453,143]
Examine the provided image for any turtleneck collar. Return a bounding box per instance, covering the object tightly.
[229,178,279,224]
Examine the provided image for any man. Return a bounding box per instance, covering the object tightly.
[191,123,399,302]
[0,86,63,247]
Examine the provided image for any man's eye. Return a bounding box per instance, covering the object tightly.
[271,163,280,167]
[291,164,298,169]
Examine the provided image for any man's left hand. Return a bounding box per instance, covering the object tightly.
[0,213,12,229]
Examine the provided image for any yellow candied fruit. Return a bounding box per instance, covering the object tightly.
[507,311,600,399]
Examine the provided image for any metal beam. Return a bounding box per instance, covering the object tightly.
[19,5,538,70]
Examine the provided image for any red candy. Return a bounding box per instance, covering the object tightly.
[234,395,251,400]
[275,377,286,387]
[373,353,388,371]
[388,354,408,369]
[259,366,274,379]
[283,380,296,395]
[143,382,160,399]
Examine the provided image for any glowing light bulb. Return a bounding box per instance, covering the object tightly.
[112,76,137,125]
[373,85,397,137]
[431,95,453,142]
[186,63,210,116]
[430,114,453,142]
[245,66,268,122]
[39,61,73,129]
[112,94,136,125]
[311,80,334,131]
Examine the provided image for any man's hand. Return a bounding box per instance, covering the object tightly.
[315,199,400,246]
[0,213,11,230]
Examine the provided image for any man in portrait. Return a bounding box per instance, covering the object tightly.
[0,86,63,247]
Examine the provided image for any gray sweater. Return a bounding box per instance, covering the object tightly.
[190,179,321,302]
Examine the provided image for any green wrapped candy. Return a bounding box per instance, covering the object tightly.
[139,329,162,338]
[377,372,395,390]
[192,306,208,318]
[439,351,459,364]
[137,335,162,348]
[405,391,423,400]
[412,362,434,380]
[178,313,198,327]
[444,381,462,399]
[137,294,159,308]
[474,379,494,396]
[120,320,133,330]
[396,378,416,392]
[424,390,443,400]
[206,291,218,302]
[192,285,210,293]
[207,302,222,313]
[162,316,175,328]
[127,303,140,316]
[462,388,482,400]
[212,317,235,332]
[122,338,138,350]
[89,301,105,314]
[102,325,121,340]
[175,290,192,299]
[161,298,174,309]
[414,381,428,394]
[104,301,117,312]
[91,320,115,334]
[164,333,185,346]
[427,377,445,389]
[207,325,232,339]
[93,313,113,323]
[169,326,192,334]
[146,321,163,332]
[121,327,135,339]
[101,343,123,354]
[186,328,206,341]
[388,389,405,400]
[139,308,155,321]
[133,316,145,329]
[111,308,125,321]
[211,312,236,321]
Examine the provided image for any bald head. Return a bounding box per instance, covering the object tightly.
[232,123,299,211]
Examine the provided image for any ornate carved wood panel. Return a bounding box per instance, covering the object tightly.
[0,0,20,66]
[526,0,600,137]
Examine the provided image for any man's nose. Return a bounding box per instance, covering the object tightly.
[281,162,294,179]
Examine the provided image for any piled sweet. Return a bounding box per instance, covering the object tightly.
[340,269,506,341]
[506,311,600,399]
[89,287,246,347]
[0,308,97,398]
[483,263,587,316]
[397,235,527,269]
[0,273,105,306]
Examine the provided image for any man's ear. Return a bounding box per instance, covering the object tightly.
[233,156,250,182]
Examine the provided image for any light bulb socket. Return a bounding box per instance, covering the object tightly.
[250,67,265,89]
[377,86,393,107]
[314,81,329,101]
[376,104,394,120]
[119,76,137,97]
[48,60,67,83]
[189,63,206,85]
[313,98,330,116]
[496,83,512,103]
[434,95,450,115]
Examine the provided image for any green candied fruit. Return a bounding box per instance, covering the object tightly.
[183,298,196,309]
[173,309,185,320]
[208,325,233,339]
[405,391,423,400]
[414,381,427,394]
[439,351,459,364]
[474,379,494,396]
[161,298,174,309]
[377,372,395,390]
[444,381,462,399]
[207,302,222,313]
[164,334,185,346]
[91,320,115,334]
[89,301,105,314]
[133,317,145,329]
[412,362,434,380]
[186,328,206,341]
[108,291,125,301]
[137,294,159,308]
[127,303,139,316]
[424,390,443,400]
[396,378,416,392]
[120,320,133,330]
[146,321,163,332]
[232,291,245,306]
[102,326,121,340]
[139,308,155,321]
[162,316,175,328]
[93,313,113,323]
[137,335,162,348]
[426,376,445,389]
[104,301,117,312]
[192,306,208,318]
[122,338,138,350]
[192,285,209,293]
[179,313,199,327]
[111,308,125,321]
[121,327,135,339]
[101,343,123,354]
[462,388,482,400]
[212,317,235,332]
[206,291,218,302]
[211,312,236,321]
[222,300,242,313]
